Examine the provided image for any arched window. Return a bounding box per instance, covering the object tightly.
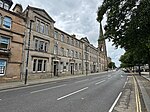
[3,16,12,29]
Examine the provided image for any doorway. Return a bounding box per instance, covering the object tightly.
[54,62,58,76]
[70,63,74,75]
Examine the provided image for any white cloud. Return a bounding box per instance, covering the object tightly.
[12,0,124,67]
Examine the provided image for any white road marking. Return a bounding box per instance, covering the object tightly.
[57,87,89,101]
[81,98,84,100]
[95,80,106,85]
[0,99,1,101]
[0,82,57,93]
[109,92,122,112]
[123,82,127,88]
[74,79,89,83]
[30,84,66,94]
[127,77,129,81]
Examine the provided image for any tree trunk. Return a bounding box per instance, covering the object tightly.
[138,65,141,76]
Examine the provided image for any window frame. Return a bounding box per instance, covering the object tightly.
[3,16,12,29]
[0,59,6,76]
[0,1,3,8]
[4,3,9,10]
[0,36,10,50]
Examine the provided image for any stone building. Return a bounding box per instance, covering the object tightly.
[0,1,108,82]
[22,5,108,79]
[0,1,25,82]
[22,6,55,79]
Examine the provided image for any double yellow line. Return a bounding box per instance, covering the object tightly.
[133,75,142,112]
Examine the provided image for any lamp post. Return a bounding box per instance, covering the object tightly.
[24,20,34,85]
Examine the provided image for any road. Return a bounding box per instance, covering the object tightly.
[0,70,127,112]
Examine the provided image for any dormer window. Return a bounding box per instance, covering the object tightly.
[3,16,12,29]
[4,3,9,10]
[0,1,3,8]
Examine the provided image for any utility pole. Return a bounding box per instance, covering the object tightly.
[25,20,34,85]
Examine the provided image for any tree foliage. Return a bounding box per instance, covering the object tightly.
[108,62,116,69]
[97,0,150,75]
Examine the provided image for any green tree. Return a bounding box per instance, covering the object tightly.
[108,62,116,69]
[119,50,147,75]
[97,0,150,76]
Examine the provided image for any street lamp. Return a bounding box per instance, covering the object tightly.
[24,20,34,85]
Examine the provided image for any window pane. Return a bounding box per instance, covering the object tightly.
[54,31,58,39]
[67,37,69,44]
[0,1,3,8]
[0,59,6,76]
[3,17,11,29]
[45,25,49,35]
[39,41,44,51]
[37,60,43,71]
[0,37,9,49]
[35,40,38,50]
[4,3,9,10]
[36,20,40,32]
[33,59,37,71]
[0,14,2,25]
[61,34,64,42]
[40,23,45,33]
[44,43,47,52]
[43,60,46,71]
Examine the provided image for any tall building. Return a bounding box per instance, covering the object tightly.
[0,1,25,82]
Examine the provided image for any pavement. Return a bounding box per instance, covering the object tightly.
[136,72,150,112]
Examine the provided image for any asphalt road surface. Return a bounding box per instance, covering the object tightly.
[0,70,127,112]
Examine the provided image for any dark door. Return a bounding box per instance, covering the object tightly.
[54,62,58,76]
[71,64,74,75]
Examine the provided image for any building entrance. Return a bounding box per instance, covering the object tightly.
[54,62,58,76]
[70,63,74,75]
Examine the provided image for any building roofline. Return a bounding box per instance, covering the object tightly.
[0,7,25,20]
[27,5,55,23]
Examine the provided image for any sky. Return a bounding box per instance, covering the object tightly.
[12,0,125,67]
